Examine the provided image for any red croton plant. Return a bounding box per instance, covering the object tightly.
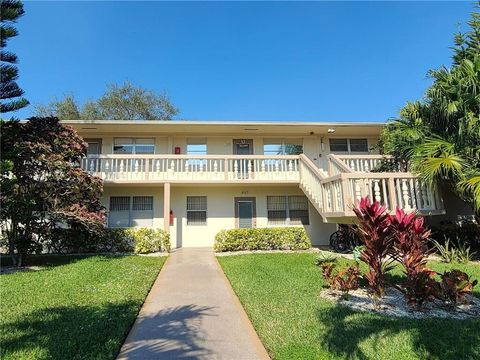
[321,262,360,299]
[390,208,438,307]
[353,197,394,304]
[353,196,477,308]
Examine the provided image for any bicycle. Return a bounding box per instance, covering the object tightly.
[329,224,361,253]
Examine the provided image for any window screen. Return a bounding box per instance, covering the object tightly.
[267,195,309,225]
[187,139,207,155]
[349,139,369,153]
[187,196,207,225]
[133,196,153,211]
[114,138,134,154]
[267,196,287,224]
[86,142,101,155]
[288,196,310,225]
[263,143,283,156]
[109,197,131,227]
[134,139,155,154]
[114,138,155,154]
[263,139,303,155]
[108,196,153,227]
[132,196,153,227]
[284,144,303,155]
[110,196,130,211]
[187,141,207,167]
[329,139,349,152]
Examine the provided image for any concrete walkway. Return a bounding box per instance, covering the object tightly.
[117,248,270,360]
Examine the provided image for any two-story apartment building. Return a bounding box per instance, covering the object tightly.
[66,120,446,248]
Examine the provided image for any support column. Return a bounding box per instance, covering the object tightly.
[164,182,171,233]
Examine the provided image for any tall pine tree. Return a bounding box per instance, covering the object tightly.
[1,0,28,113]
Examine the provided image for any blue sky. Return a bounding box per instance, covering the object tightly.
[7,1,474,121]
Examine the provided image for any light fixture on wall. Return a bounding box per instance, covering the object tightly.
[327,128,335,133]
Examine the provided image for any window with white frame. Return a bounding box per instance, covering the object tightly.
[187,139,207,168]
[187,196,207,225]
[267,195,309,225]
[263,139,303,155]
[186,139,207,155]
[113,138,155,154]
[85,139,101,155]
[329,138,368,153]
[108,196,153,227]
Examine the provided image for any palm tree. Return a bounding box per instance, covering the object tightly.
[381,4,480,212]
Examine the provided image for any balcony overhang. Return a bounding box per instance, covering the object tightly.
[62,120,385,137]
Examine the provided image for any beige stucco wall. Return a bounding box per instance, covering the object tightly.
[102,184,337,248]
[91,134,379,171]
[170,185,337,248]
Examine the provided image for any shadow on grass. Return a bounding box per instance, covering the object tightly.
[317,305,480,360]
[0,253,128,271]
[1,302,213,360]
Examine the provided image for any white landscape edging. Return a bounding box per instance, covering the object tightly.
[320,287,480,320]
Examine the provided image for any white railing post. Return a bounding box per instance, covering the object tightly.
[402,179,411,210]
[119,160,125,179]
[373,179,381,202]
[89,159,95,173]
[104,160,110,180]
[156,160,161,179]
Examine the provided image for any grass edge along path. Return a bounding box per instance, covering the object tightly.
[1,254,166,360]
[218,253,480,360]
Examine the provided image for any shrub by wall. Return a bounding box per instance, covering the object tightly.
[44,227,171,254]
[430,223,480,251]
[106,228,171,254]
[214,227,311,252]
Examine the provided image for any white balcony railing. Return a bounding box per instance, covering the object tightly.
[81,155,300,183]
[81,154,445,219]
[300,155,444,218]
[333,154,401,173]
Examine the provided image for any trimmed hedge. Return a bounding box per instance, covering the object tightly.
[44,227,170,254]
[214,227,311,252]
[106,228,171,254]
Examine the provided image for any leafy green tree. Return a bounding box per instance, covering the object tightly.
[381,4,480,212]
[0,117,105,266]
[35,81,179,120]
[0,0,29,113]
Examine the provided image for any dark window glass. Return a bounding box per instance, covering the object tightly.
[284,144,303,155]
[288,196,309,225]
[187,196,207,225]
[329,139,348,152]
[267,196,287,224]
[110,196,130,211]
[133,196,153,211]
[349,139,369,153]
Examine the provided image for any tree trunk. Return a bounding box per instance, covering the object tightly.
[17,253,24,267]
[8,221,18,267]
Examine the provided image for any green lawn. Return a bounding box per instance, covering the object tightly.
[218,254,480,360]
[0,255,165,360]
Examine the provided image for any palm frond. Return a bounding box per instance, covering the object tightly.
[459,175,480,210]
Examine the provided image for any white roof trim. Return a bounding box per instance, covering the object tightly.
[59,119,386,126]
